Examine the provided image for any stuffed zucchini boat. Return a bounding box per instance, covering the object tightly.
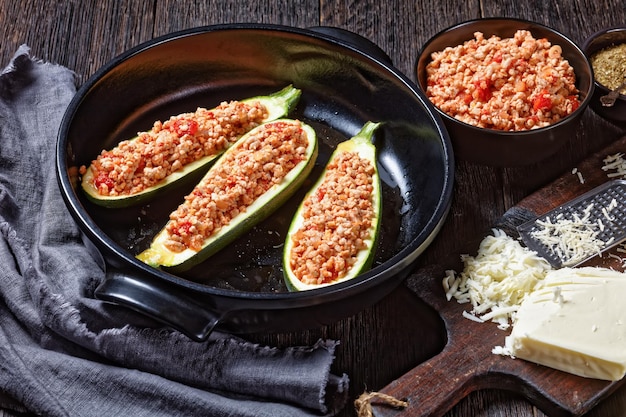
[283,121,382,291]
[80,85,301,207]
[137,119,318,272]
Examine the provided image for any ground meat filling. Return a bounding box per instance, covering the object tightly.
[83,100,268,196]
[165,120,308,253]
[289,152,375,285]
[425,30,580,131]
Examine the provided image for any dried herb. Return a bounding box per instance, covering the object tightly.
[591,43,626,90]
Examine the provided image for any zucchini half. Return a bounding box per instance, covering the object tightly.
[81,85,302,208]
[283,121,382,291]
[137,119,318,272]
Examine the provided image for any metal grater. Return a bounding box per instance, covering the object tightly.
[517,179,626,268]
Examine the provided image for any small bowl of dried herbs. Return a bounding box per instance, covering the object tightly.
[583,26,626,125]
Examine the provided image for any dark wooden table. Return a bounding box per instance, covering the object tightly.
[1,1,625,416]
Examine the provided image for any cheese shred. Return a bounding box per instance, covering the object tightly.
[529,197,619,267]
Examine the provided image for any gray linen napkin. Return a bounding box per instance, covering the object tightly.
[0,44,349,417]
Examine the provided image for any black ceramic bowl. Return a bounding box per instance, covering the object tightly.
[416,18,594,166]
[582,26,626,125]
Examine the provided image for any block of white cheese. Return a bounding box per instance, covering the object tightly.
[504,267,626,381]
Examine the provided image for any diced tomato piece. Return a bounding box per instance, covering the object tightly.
[94,172,115,191]
[532,90,552,112]
[473,79,492,102]
[175,221,193,236]
[317,187,326,202]
[172,118,199,136]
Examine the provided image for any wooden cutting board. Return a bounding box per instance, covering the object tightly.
[375,136,626,417]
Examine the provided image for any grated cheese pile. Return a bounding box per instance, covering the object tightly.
[530,200,618,266]
[442,229,552,330]
[602,152,626,179]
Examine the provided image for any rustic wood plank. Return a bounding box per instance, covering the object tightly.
[0,1,155,84]
[153,0,320,36]
[319,0,481,77]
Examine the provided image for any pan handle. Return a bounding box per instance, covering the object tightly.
[95,268,221,342]
[307,26,393,65]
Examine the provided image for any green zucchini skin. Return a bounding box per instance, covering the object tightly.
[81,85,302,208]
[283,121,382,291]
[137,119,318,272]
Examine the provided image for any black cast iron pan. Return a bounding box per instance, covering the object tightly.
[56,24,454,341]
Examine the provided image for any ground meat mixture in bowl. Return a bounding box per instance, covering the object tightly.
[426,30,580,131]
[416,18,594,166]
